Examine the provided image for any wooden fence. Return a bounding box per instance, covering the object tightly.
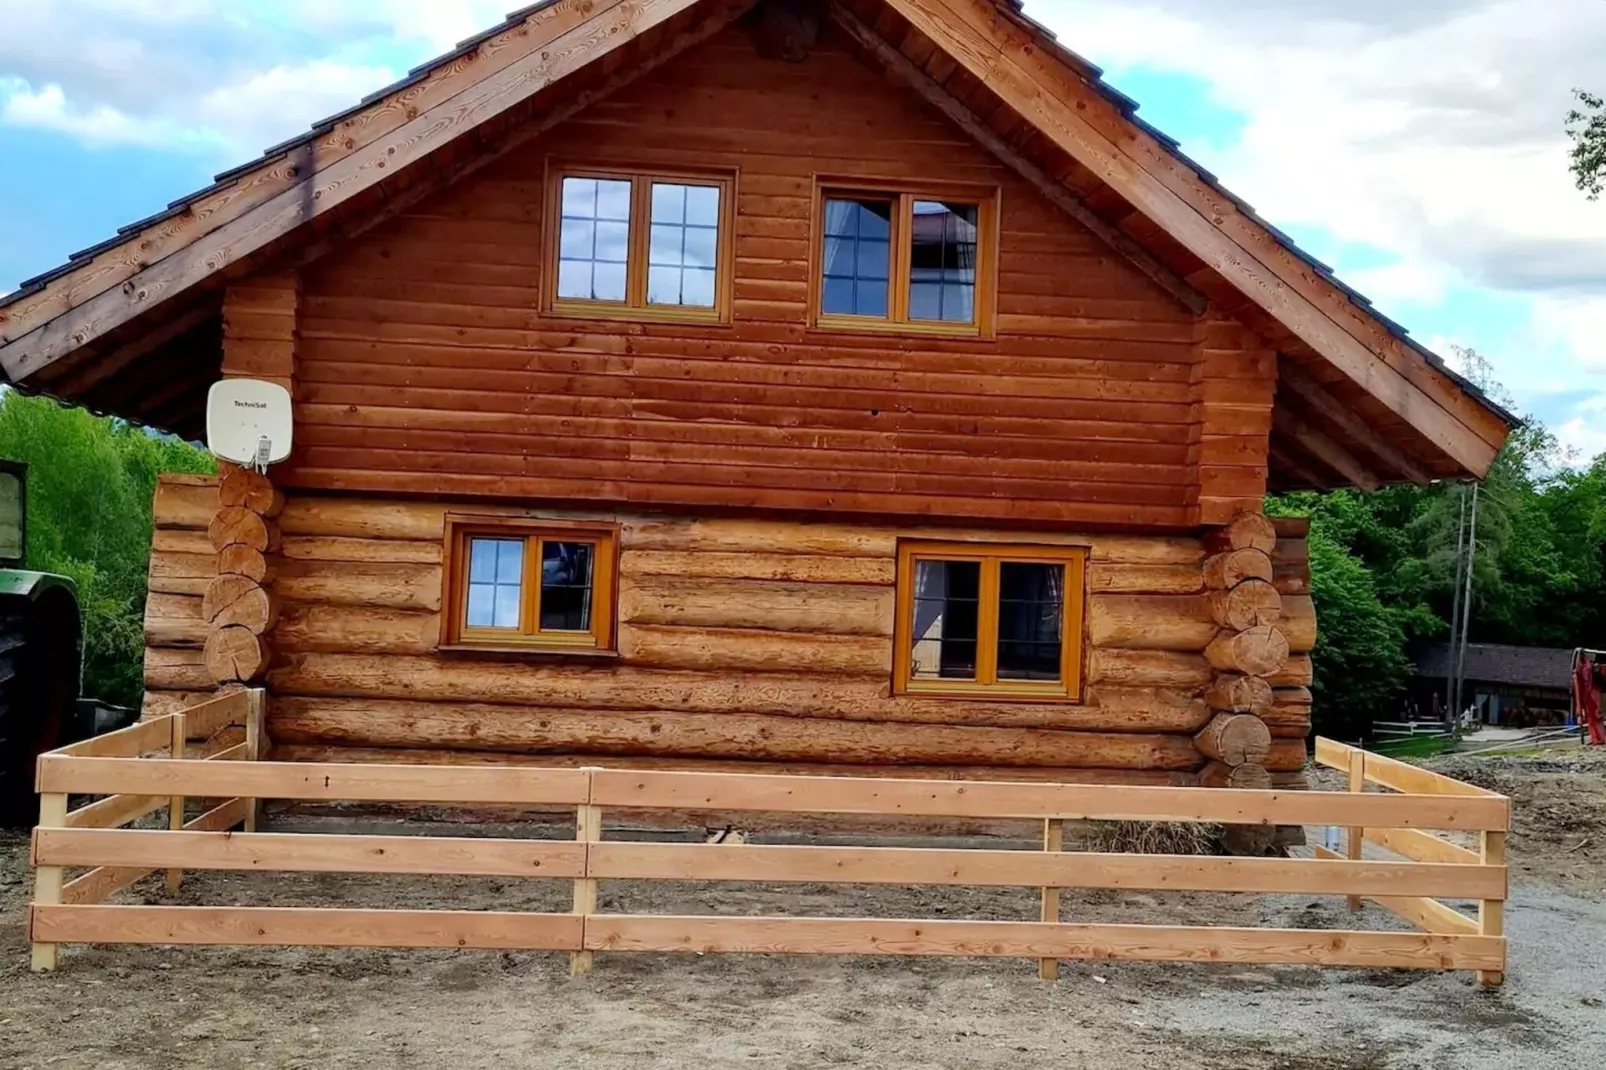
[29,703,1510,985]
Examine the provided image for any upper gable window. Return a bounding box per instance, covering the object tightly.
[815,181,996,337]
[547,165,734,323]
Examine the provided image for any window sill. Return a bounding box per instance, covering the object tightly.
[546,300,729,328]
[438,644,621,662]
[812,315,987,341]
[897,683,1081,704]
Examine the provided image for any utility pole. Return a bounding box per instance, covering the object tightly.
[1444,485,1468,724]
[1452,482,1480,723]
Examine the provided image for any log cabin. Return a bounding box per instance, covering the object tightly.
[0,0,1514,808]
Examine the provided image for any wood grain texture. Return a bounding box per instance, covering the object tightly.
[584,841,1503,898]
[266,697,1206,769]
[279,25,1211,526]
[32,905,584,951]
[36,829,587,878]
[582,914,1503,970]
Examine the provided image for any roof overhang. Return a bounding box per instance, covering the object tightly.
[0,0,1515,484]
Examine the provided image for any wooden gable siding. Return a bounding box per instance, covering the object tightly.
[283,23,1219,529]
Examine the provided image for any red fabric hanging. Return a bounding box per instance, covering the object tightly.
[1575,654,1606,746]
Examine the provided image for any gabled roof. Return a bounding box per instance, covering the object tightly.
[0,0,1514,486]
[1417,642,1574,691]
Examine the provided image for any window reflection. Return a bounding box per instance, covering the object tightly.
[647,182,720,308]
[466,538,523,629]
[908,559,980,681]
[908,200,977,323]
[821,198,892,317]
[557,177,631,301]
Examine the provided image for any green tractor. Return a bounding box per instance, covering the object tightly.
[0,460,86,827]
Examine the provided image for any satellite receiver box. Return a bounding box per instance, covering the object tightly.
[206,379,293,470]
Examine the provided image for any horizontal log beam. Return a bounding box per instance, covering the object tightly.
[266,698,1205,770]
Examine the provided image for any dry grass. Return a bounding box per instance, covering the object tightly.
[1082,820,1223,855]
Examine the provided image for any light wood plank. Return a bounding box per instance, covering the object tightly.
[36,757,592,807]
[583,915,1504,970]
[1040,818,1063,980]
[583,842,1504,899]
[1480,830,1507,986]
[31,905,584,951]
[588,769,1511,831]
[572,800,603,976]
[1365,827,1481,866]
[37,829,586,878]
[29,793,68,971]
[1313,846,1478,936]
[182,689,254,740]
[60,797,251,906]
[1315,737,1500,797]
[53,716,175,759]
[63,794,167,830]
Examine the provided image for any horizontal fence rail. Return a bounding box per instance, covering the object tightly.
[29,720,1511,985]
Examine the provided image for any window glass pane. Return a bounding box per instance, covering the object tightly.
[996,562,1064,682]
[558,176,632,302]
[647,182,720,308]
[682,267,716,308]
[821,197,893,317]
[908,559,980,682]
[540,541,595,632]
[465,537,523,629]
[685,185,720,227]
[909,200,978,323]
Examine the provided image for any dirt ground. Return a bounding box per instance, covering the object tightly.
[2,750,1605,1069]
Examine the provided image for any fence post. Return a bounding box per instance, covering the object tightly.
[1038,817,1063,981]
[244,689,267,833]
[1478,829,1507,986]
[571,768,603,977]
[1345,747,1365,911]
[29,791,69,972]
[166,711,187,895]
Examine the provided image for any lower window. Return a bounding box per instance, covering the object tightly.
[893,542,1085,699]
[443,517,617,652]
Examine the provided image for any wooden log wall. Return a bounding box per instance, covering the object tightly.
[1191,511,1312,853]
[139,475,1327,785]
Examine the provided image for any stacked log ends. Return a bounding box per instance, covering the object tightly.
[1204,673,1273,716]
[1198,512,1292,855]
[205,464,281,685]
[1194,712,1271,766]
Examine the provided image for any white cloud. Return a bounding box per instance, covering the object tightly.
[1344,261,1452,308]
[1028,0,1606,404]
[192,60,398,155]
[0,0,509,157]
[1555,416,1606,460]
[0,79,196,147]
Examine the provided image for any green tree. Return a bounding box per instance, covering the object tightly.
[1567,89,1606,199]
[0,392,213,707]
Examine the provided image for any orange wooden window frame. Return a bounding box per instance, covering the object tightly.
[811,178,999,338]
[543,162,736,325]
[442,516,619,653]
[892,541,1086,701]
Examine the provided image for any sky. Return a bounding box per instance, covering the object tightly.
[1,0,1603,460]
